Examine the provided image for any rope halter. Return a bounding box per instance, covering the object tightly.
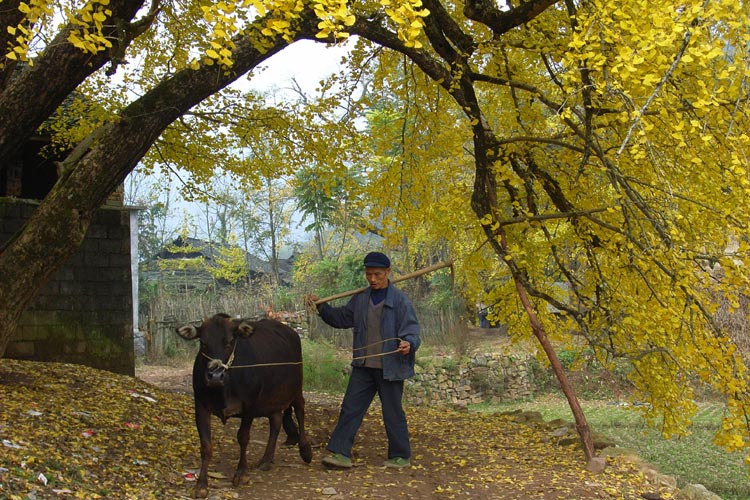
[202,340,236,370]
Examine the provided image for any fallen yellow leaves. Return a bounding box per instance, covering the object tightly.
[0,359,196,499]
[0,359,680,499]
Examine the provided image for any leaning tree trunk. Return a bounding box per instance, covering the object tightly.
[470,180,597,462]
[497,229,596,462]
[469,124,597,463]
[0,195,92,355]
[0,15,321,356]
[469,131,597,462]
[469,171,597,462]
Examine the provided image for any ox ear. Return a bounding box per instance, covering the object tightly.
[176,324,200,340]
[235,321,255,338]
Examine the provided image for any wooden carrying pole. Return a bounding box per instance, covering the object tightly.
[313,260,454,305]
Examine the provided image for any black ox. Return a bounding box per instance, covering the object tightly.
[177,313,312,498]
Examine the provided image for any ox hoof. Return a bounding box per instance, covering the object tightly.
[256,461,273,472]
[300,443,313,463]
[194,484,209,499]
[232,471,250,487]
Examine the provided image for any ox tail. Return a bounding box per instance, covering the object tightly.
[283,394,312,463]
[281,406,299,445]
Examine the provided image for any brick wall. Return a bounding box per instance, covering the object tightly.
[1,198,135,375]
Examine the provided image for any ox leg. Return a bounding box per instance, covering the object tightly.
[194,402,212,498]
[257,411,282,471]
[293,394,313,463]
[233,415,253,487]
[282,406,299,446]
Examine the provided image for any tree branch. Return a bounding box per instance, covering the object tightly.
[496,207,608,228]
[616,9,701,156]
[0,0,149,162]
[463,0,560,36]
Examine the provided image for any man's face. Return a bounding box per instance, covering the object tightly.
[365,266,391,290]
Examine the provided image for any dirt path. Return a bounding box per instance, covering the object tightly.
[134,363,676,500]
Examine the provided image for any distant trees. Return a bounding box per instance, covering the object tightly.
[126,170,176,263]
[293,165,363,261]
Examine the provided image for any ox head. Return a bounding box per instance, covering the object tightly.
[176,313,254,388]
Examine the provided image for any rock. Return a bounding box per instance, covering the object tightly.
[641,493,662,500]
[638,464,676,489]
[133,329,147,357]
[586,456,606,473]
[591,431,616,450]
[452,402,469,412]
[322,487,338,495]
[676,484,723,500]
[557,436,579,447]
[654,473,677,489]
[515,410,544,424]
[551,426,571,437]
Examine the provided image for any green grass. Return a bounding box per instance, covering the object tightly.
[471,396,749,500]
[301,338,350,394]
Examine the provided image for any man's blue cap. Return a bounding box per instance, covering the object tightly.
[363,251,391,268]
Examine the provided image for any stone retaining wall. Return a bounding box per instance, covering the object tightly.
[407,352,535,406]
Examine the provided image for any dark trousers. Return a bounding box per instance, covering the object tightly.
[326,366,411,460]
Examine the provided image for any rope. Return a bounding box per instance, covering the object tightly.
[201,343,236,370]
[352,349,400,361]
[352,338,395,351]
[199,337,403,369]
[201,349,302,370]
[229,360,303,369]
[351,338,402,361]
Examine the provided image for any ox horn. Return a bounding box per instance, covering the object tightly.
[176,324,200,340]
[236,321,255,338]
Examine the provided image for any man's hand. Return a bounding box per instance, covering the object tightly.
[397,340,411,355]
[304,294,320,310]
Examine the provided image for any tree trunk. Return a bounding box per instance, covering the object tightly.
[498,229,596,462]
[0,0,149,160]
[0,16,321,356]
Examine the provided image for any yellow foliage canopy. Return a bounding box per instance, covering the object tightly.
[338,0,750,461]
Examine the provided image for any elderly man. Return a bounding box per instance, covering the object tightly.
[306,251,420,469]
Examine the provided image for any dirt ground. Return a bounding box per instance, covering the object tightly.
[134,349,677,500]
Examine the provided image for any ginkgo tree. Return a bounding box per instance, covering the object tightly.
[2,0,750,469]
[339,0,750,464]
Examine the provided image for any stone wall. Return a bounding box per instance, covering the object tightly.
[1,198,135,375]
[407,352,535,406]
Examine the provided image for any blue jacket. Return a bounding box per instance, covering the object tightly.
[318,282,420,381]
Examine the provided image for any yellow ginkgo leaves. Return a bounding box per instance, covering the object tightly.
[3,0,53,66]
[381,0,430,48]
[314,0,356,40]
[68,0,114,55]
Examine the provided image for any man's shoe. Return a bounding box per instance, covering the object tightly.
[383,457,410,468]
[322,453,353,469]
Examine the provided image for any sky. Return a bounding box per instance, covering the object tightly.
[244,39,352,96]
